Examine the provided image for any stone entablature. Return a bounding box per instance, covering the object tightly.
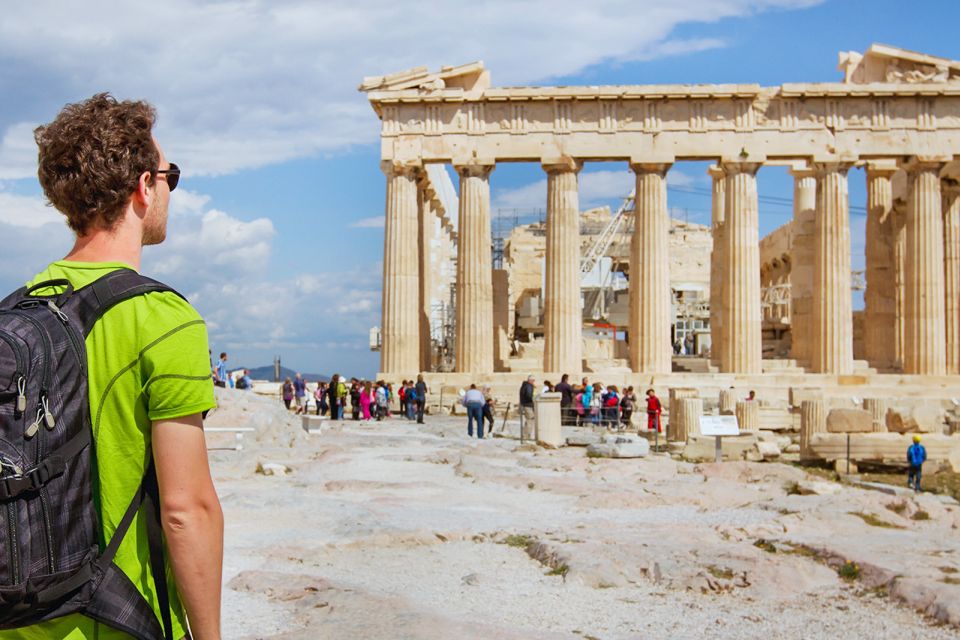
[365,78,960,165]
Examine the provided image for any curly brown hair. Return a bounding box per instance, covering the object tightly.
[34,93,159,235]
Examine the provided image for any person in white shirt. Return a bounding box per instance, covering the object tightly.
[461,384,487,438]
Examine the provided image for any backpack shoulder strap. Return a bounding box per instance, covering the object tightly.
[66,268,186,337]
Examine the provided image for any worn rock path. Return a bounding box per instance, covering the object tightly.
[206,389,960,639]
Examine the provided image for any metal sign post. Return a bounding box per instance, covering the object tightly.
[699,415,741,463]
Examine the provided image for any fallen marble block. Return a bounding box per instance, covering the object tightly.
[587,438,650,458]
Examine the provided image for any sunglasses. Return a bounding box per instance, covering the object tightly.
[154,163,180,192]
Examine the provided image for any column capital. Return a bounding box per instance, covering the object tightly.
[812,161,855,176]
[902,156,948,173]
[541,156,582,174]
[720,161,762,176]
[788,162,816,179]
[453,162,495,179]
[380,160,422,178]
[629,162,671,176]
[864,159,899,178]
[942,177,960,198]
[707,164,724,180]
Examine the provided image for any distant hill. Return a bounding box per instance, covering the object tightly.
[243,365,330,383]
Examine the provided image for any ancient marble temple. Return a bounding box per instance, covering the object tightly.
[360,44,960,380]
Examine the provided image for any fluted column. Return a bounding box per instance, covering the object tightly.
[810,163,853,374]
[543,158,583,374]
[380,161,421,374]
[708,166,725,367]
[864,164,898,371]
[789,166,817,366]
[903,159,947,375]
[417,182,434,371]
[735,401,759,431]
[455,163,495,374]
[629,163,672,373]
[944,182,960,375]
[892,197,907,370]
[720,163,762,374]
[800,399,825,461]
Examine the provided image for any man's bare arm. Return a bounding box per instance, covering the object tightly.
[152,413,223,640]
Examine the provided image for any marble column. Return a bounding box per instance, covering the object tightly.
[454,163,495,374]
[863,164,898,371]
[708,166,725,368]
[629,163,672,373]
[892,197,907,370]
[543,159,583,374]
[942,181,960,375]
[417,181,435,371]
[903,160,947,375]
[789,166,816,366]
[800,399,825,461]
[810,163,853,375]
[380,161,421,374]
[720,163,762,374]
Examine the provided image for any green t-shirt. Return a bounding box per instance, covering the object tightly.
[9,261,216,640]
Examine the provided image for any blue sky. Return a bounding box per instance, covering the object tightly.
[0,0,956,377]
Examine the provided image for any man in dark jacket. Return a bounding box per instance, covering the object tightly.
[554,373,573,425]
[519,375,536,439]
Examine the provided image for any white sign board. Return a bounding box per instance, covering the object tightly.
[699,415,740,437]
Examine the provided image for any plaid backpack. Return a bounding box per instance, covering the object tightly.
[0,269,181,640]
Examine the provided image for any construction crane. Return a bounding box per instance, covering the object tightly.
[579,190,635,278]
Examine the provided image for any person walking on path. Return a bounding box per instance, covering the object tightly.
[462,384,487,438]
[907,434,927,492]
[620,386,637,429]
[482,386,496,435]
[282,377,294,410]
[415,374,429,423]
[214,351,228,388]
[375,381,389,421]
[646,388,663,433]
[315,382,328,416]
[350,379,362,420]
[555,373,573,425]
[360,381,374,420]
[519,375,536,439]
[293,373,306,415]
[10,94,222,639]
[327,374,341,421]
[404,381,417,420]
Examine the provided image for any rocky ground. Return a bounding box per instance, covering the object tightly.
[205,389,960,639]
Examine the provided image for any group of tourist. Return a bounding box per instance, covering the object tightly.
[459,374,667,440]
[545,374,660,431]
[281,373,429,423]
[210,350,253,390]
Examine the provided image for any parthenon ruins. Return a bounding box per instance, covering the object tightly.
[361,43,960,382]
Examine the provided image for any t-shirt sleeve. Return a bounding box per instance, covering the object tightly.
[139,294,216,422]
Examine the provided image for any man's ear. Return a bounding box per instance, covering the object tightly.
[133,170,153,208]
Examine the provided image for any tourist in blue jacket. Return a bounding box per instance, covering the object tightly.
[907,434,927,492]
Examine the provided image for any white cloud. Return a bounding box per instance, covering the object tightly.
[150,209,275,278]
[350,216,385,229]
[0,0,824,177]
[0,123,39,180]
[0,190,62,228]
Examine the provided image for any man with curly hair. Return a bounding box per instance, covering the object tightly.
[10,94,223,640]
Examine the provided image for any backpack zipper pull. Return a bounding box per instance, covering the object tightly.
[41,395,56,430]
[25,408,41,439]
[47,300,69,323]
[16,377,26,415]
